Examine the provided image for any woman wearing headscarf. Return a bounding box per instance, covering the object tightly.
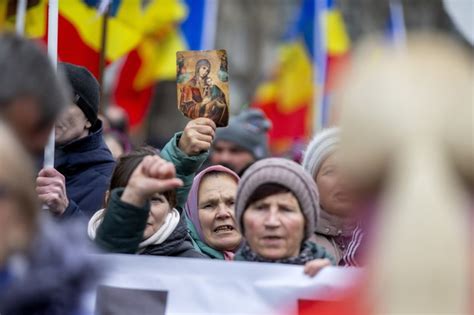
[302,128,357,263]
[184,165,242,260]
[233,158,335,276]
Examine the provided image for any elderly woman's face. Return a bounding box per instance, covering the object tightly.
[198,173,241,251]
[315,153,353,217]
[243,192,305,260]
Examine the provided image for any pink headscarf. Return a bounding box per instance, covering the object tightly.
[184,165,240,259]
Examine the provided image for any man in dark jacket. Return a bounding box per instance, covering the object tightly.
[36,63,115,220]
[210,108,271,176]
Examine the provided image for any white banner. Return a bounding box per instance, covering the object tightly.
[91,254,361,315]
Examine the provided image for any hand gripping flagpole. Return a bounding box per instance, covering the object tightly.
[43,0,58,168]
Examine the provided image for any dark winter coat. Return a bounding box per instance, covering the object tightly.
[55,120,115,219]
[93,131,209,258]
[95,188,206,258]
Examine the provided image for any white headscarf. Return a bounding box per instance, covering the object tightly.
[88,208,181,251]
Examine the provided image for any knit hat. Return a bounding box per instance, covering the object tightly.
[302,128,340,178]
[60,62,100,126]
[214,108,271,160]
[235,158,319,240]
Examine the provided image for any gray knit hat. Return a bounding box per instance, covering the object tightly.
[214,108,271,160]
[302,127,340,178]
[235,158,319,240]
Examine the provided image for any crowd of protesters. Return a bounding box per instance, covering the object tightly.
[0,30,472,315]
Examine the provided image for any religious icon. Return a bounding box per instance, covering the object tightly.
[176,49,230,127]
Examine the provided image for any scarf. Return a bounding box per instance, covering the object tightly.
[186,216,227,259]
[140,214,196,256]
[315,209,357,252]
[184,165,240,260]
[234,241,335,265]
[88,208,180,250]
[315,209,357,237]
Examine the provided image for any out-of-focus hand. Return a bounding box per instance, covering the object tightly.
[178,117,216,156]
[121,156,183,207]
[36,167,69,216]
[303,258,331,277]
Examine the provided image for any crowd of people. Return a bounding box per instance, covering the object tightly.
[0,30,472,315]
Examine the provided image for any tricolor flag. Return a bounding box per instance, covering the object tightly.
[319,0,351,128]
[252,0,350,155]
[113,0,219,129]
[1,0,142,78]
[112,0,188,128]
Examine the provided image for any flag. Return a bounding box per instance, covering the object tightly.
[2,0,143,78]
[251,0,316,155]
[386,0,406,46]
[1,0,48,38]
[113,0,218,129]
[112,0,188,128]
[252,0,349,155]
[320,0,351,127]
[57,0,142,78]
[181,0,218,50]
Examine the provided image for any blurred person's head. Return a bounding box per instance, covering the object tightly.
[211,108,271,176]
[104,105,129,134]
[55,63,99,146]
[0,122,39,266]
[235,158,318,260]
[338,34,472,313]
[104,131,131,160]
[105,147,177,239]
[302,128,353,218]
[184,165,241,253]
[0,33,68,156]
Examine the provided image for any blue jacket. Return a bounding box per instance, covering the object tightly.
[0,215,99,315]
[55,120,115,219]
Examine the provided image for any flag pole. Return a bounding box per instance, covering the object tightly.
[389,0,406,48]
[201,0,219,50]
[15,0,27,35]
[44,0,59,168]
[313,0,327,133]
[98,2,110,113]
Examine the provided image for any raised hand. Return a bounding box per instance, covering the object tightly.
[121,156,183,207]
[178,118,216,156]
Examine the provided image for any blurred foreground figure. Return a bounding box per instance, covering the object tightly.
[0,122,98,315]
[334,34,472,314]
[0,33,67,158]
[301,33,472,315]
